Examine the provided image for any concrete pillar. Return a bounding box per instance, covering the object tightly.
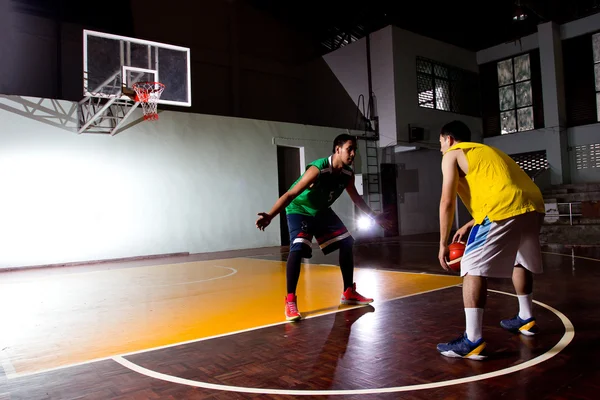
[538,22,570,184]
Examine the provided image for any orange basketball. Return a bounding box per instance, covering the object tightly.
[447,242,466,272]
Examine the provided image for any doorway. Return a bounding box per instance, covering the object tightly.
[380,163,400,237]
[277,146,301,246]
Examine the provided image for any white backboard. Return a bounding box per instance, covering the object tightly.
[83,30,191,107]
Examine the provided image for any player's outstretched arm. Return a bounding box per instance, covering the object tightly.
[256,166,320,231]
[345,178,392,230]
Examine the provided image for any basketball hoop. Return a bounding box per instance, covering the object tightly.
[132,82,165,121]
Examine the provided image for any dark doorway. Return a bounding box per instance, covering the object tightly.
[380,163,400,237]
[277,146,301,246]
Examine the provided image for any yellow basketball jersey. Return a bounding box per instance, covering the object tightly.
[445,142,545,224]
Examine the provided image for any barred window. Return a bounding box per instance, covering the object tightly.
[416,57,480,117]
[497,54,534,134]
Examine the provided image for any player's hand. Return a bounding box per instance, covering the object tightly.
[438,244,450,271]
[452,224,470,243]
[373,212,393,230]
[256,212,272,231]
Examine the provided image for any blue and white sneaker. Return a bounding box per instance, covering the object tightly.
[437,333,487,360]
[500,315,539,336]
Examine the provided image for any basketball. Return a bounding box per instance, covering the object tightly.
[447,242,466,272]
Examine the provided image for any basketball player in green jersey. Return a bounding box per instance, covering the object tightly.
[256,134,389,321]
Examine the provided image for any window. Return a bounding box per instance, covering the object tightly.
[592,33,600,120]
[497,54,534,134]
[416,57,480,117]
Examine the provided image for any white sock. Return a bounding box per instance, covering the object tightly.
[465,308,484,342]
[517,294,533,320]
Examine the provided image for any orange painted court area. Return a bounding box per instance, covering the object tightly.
[0,258,462,376]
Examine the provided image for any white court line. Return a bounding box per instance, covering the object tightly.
[3,264,236,379]
[6,284,458,379]
[0,263,237,286]
[113,289,575,396]
[252,258,460,278]
[143,266,237,288]
[368,240,600,264]
[115,284,460,359]
[0,349,16,377]
[9,245,589,383]
[541,251,600,263]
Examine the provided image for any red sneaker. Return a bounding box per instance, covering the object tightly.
[341,283,373,305]
[285,293,301,321]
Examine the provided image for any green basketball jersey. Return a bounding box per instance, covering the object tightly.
[285,156,354,216]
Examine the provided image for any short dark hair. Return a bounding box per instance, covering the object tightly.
[332,133,357,153]
[440,120,471,142]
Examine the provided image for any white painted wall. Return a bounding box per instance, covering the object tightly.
[392,27,483,147]
[484,121,600,185]
[476,33,539,65]
[323,26,397,146]
[323,38,369,114]
[561,12,600,40]
[323,25,485,235]
[483,126,566,181]
[476,14,600,186]
[371,26,398,147]
[477,13,600,66]
[0,95,365,268]
[394,149,443,235]
[391,27,483,235]
[326,25,484,148]
[568,124,600,183]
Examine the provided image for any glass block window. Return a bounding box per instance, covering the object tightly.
[416,57,480,117]
[575,143,600,170]
[497,54,534,134]
[510,150,548,176]
[592,33,600,121]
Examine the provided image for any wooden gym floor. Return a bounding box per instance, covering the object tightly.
[0,238,598,399]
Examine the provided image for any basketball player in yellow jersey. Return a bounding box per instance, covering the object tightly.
[436,120,545,360]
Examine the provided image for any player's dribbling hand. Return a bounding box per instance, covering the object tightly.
[452,224,470,243]
[256,212,272,231]
[438,244,450,271]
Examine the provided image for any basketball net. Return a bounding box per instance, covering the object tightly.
[132,82,165,121]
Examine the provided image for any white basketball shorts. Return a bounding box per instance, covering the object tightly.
[461,211,544,278]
